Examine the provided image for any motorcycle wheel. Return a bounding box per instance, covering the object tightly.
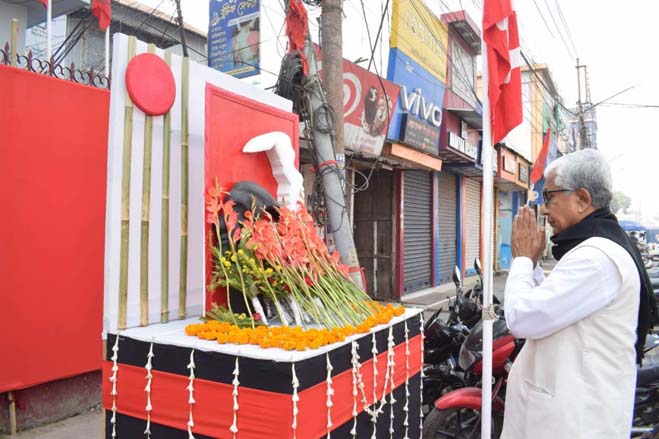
[422,407,503,439]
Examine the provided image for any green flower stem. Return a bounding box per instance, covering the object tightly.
[302,270,354,327]
[309,265,367,324]
[224,223,254,329]
[213,221,238,326]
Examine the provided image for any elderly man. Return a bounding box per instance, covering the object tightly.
[501,149,657,439]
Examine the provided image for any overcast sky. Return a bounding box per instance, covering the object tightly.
[138,0,659,218]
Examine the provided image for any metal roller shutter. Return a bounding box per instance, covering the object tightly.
[464,178,481,274]
[403,171,432,293]
[437,173,457,284]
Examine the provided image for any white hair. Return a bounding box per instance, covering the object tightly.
[544,149,613,208]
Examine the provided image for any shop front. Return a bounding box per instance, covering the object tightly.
[384,0,448,296]
[314,50,401,299]
[438,9,483,280]
[382,75,444,295]
[495,145,529,269]
[439,111,481,279]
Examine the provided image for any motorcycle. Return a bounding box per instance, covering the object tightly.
[631,336,659,439]
[422,261,489,414]
[422,316,520,438]
[423,324,659,439]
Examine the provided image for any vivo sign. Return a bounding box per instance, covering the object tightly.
[400,86,442,127]
[386,48,446,142]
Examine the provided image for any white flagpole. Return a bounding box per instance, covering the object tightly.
[46,0,52,62]
[104,27,110,77]
[481,39,495,438]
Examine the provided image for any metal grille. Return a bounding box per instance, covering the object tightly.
[464,178,481,274]
[403,171,432,293]
[0,44,110,89]
[437,172,457,284]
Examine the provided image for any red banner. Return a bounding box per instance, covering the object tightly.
[0,66,108,392]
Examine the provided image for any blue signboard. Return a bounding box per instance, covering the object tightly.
[386,48,446,153]
[208,0,260,79]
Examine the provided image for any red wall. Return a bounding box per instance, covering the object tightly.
[0,66,108,393]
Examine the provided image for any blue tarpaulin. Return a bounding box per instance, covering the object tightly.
[619,220,646,232]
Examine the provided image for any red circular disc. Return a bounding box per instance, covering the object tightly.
[125,53,176,116]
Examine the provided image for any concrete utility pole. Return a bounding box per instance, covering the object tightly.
[320,0,354,218]
[321,0,345,162]
[295,0,362,288]
[576,58,588,149]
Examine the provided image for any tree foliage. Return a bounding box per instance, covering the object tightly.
[611,191,631,214]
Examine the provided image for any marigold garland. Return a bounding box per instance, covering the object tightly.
[185,303,405,351]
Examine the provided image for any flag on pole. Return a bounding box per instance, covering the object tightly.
[530,129,551,185]
[37,0,47,7]
[91,0,112,31]
[483,0,522,144]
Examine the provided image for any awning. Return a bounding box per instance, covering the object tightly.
[445,108,482,129]
[381,142,443,172]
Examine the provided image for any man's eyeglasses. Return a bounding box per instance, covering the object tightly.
[542,189,572,205]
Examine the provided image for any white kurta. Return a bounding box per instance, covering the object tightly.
[501,237,640,439]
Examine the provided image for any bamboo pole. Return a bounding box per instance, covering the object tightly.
[161,50,172,323]
[10,19,18,67]
[178,56,190,319]
[8,391,16,435]
[118,36,136,330]
[140,43,156,326]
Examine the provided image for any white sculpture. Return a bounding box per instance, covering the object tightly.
[242,131,304,210]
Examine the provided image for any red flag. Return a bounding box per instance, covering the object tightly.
[38,0,47,7]
[91,0,112,31]
[530,129,551,184]
[483,0,522,144]
[285,0,309,74]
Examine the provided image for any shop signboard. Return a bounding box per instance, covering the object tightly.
[518,163,529,184]
[448,131,478,160]
[208,0,260,79]
[503,154,516,173]
[386,48,446,153]
[390,0,448,83]
[316,48,401,156]
[401,114,441,154]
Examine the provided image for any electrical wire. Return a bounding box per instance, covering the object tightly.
[552,0,578,57]
[542,0,576,60]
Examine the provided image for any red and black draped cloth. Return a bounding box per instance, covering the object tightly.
[103,313,423,438]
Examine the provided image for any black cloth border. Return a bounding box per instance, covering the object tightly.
[106,314,421,394]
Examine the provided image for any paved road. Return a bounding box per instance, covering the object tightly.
[4,409,102,439]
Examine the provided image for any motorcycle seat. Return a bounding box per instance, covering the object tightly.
[637,365,659,386]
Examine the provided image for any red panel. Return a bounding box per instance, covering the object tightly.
[204,84,299,309]
[0,66,108,392]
